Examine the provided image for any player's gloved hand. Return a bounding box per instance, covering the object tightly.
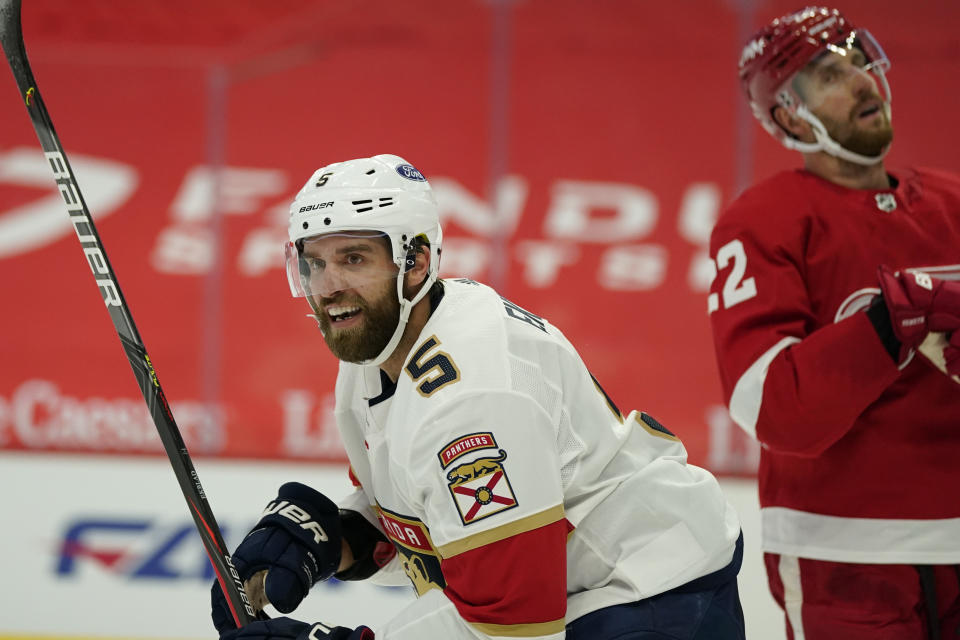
[212,482,343,633]
[219,617,374,640]
[877,266,960,361]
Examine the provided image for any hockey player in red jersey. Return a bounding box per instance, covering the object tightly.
[210,154,746,639]
[710,6,960,640]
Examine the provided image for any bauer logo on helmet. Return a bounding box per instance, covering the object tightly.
[298,201,334,214]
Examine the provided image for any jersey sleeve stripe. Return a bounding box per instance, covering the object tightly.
[436,504,565,558]
[442,518,569,634]
[468,618,566,638]
[729,336,800,437]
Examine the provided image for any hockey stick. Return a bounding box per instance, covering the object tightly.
[0,0,254,627]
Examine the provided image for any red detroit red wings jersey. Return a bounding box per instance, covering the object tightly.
[709,167,960,564]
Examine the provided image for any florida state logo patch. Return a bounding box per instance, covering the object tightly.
[439,434,518,525]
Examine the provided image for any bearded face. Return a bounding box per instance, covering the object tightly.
[296,231,403,363]
[816,97,893,157]
[296,231,431,364]
[311,276,401,363]
[792,48,894,158]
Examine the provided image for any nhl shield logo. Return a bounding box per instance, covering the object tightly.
[875,193,897,212]
[445,449,518,525]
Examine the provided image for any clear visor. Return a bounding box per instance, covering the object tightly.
[790,29,892,109]
[284,231,401,299]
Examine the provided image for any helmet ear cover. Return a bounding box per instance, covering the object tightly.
[404,233,434,274]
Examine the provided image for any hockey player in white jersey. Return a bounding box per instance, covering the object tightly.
[211,154,745,640]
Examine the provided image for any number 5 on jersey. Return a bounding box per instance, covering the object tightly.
[708,238,758,313]
[405,335,461,397]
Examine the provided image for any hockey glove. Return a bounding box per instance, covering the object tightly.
[212,482,342,633]
[219,617,373,640]
[876,266,960,362]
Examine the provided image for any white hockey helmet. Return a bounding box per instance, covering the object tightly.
[285,154,443,366]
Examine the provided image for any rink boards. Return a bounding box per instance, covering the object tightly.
[0,453,412,639]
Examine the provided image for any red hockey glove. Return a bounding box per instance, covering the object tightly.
[877,266,960,358]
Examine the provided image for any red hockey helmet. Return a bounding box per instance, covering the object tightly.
[739,7,891,163]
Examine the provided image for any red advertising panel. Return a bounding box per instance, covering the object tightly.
[2,0,959,473]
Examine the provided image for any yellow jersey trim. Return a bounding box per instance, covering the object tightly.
[437,504,565,558]
[469,617,566,637]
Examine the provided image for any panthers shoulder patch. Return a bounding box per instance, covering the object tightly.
[439,434,518,525]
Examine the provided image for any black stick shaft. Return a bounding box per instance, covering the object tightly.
[0,0,254,627]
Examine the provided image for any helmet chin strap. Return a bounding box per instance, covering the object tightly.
[303,280,414,368]
[359,293,413,368]
[357,266,436,368]
[788,103,891,166]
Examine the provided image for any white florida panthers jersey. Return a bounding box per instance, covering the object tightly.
[333,278,741,640]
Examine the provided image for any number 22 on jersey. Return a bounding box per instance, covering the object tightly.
[708,238,758,313]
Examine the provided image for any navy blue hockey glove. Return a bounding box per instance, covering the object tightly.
[219,617,373,640]
[212,482,342,633]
